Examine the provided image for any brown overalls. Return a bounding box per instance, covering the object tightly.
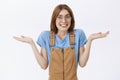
[49,31,77,80]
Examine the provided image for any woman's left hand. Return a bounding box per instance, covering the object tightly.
[89,31,109,41]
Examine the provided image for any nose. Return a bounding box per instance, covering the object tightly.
[61,17,66,22]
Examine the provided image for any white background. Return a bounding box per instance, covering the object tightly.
[0,0,120,80]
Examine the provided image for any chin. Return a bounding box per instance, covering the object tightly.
[62,29,68,31]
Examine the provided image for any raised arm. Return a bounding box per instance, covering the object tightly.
[13,36,48,70]
[79,31,109,67]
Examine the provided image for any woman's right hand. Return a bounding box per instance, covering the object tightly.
[13,35,33,45]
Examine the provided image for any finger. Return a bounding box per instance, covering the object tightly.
[13,36,22,41]
[104,31,110,36]
[98,32,102,34]
[13,36,19,40]
[21,35,25,38]
[101,32,109,37]
[106,31,110,35]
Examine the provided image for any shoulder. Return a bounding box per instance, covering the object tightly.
[38,31,50,38]
[39,31,50,36]
[37,31,50,47]
[37,31,50,40]
[74,29,86,35]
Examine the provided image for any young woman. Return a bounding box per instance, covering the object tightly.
[13,4,109,80]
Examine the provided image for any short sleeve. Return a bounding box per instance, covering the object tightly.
[77,29,87,48]
[37,31,50,48]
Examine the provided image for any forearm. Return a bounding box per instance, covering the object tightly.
[79,38,92,67]
[79,31,109,67]
[30,41,47,69]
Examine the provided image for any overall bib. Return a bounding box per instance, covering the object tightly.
[49,31,77,80]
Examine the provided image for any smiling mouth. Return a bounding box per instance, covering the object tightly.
[60,24,68,28]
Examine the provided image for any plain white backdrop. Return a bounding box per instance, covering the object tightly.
[0,0,120,80]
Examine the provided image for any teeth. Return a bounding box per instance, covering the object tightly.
[62,25,66,26]
[60,24,67,27]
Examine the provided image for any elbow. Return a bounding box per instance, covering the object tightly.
[79,62,87,68]
[41,66,47,70]
[80,63,86,68]
[79,58,88,68]
[41,64,48,70]
[41,65,48,70]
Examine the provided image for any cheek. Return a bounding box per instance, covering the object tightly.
[68,21,71,26]
[55,20,58,26]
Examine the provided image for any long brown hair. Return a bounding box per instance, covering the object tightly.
[50,4,75,34]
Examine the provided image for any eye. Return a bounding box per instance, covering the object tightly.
[57,15,62,19]
[56,14,71,20]
[65,15,71,19]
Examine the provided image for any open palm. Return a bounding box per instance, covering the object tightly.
[89,31,109,41]
[13,35,33,44]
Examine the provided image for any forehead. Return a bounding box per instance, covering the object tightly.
[58,9,70,15]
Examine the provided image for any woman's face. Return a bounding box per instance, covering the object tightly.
[55,9,71,32]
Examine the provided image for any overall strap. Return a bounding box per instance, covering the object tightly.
[50,31,75,46]
[50,31,55,46]
[70,31,75,45]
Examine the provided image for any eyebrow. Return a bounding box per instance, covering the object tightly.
[58,14,70,16]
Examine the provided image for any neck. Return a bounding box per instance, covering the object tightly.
[57,30,67,40]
